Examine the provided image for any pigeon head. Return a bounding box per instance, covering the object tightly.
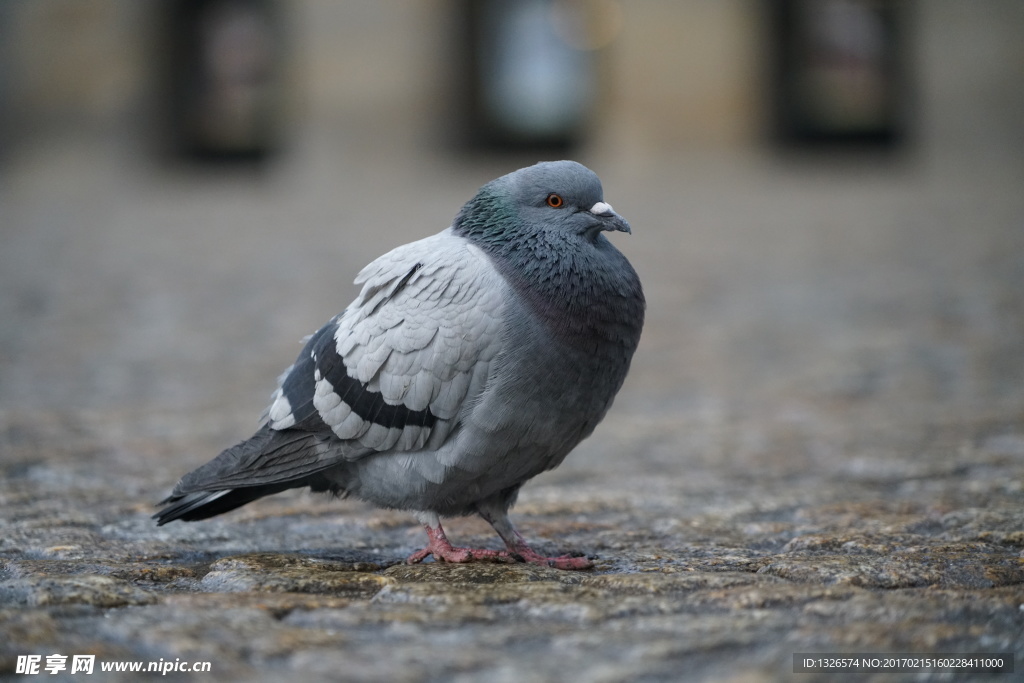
[453,161,631,249]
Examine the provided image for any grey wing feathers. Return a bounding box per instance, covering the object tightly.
[157,231,505,524]
[264,229,505,455]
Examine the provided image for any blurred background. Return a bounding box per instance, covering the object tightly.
[1,0,1021,160]
[0,0,1022,471]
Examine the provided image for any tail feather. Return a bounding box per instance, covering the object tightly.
[155,489,239,524]
[176,424,334,493]
[154,424,348,525]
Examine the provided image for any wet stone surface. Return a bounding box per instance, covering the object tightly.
[2,135,1023,681]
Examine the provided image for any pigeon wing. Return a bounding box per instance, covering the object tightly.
[264,229,505,456]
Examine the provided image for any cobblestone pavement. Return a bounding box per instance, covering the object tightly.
[2,130,1023,681]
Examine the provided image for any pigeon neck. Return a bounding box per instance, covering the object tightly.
[453,189,644,346]
[451,190,517,247]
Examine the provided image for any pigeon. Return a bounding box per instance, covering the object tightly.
[155,160,645,570]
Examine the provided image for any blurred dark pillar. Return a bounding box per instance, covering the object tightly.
[0,3,12,166]
[161,0,285,162]
[769,0,910,147]
[454,0,601,151]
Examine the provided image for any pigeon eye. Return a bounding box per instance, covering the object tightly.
[546,193,564,208]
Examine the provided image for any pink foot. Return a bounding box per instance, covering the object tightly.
[506,544,595,570]
[406,520,595,570]
[406,524,514,565]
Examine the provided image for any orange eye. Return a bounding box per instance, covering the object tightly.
[546,193,564,208]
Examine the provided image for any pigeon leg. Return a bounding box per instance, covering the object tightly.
[406,512,513,565]
[477,503,594,570]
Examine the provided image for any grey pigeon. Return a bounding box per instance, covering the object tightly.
[155,160,644,570]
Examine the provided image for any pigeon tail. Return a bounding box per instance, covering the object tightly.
[154,474,343,525]
[154,424,344,524]
[155,488,262,524]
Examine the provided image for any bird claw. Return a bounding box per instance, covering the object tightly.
[406,546,512,565]
[407,545,592,569]
[410,521,594,569]
[538,554,595,570]
[506,546,595,570]
[406,530,514,565]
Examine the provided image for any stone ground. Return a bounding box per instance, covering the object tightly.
[1,126,1023,682]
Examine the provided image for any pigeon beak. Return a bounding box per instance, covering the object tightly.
[589,201,631,234]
